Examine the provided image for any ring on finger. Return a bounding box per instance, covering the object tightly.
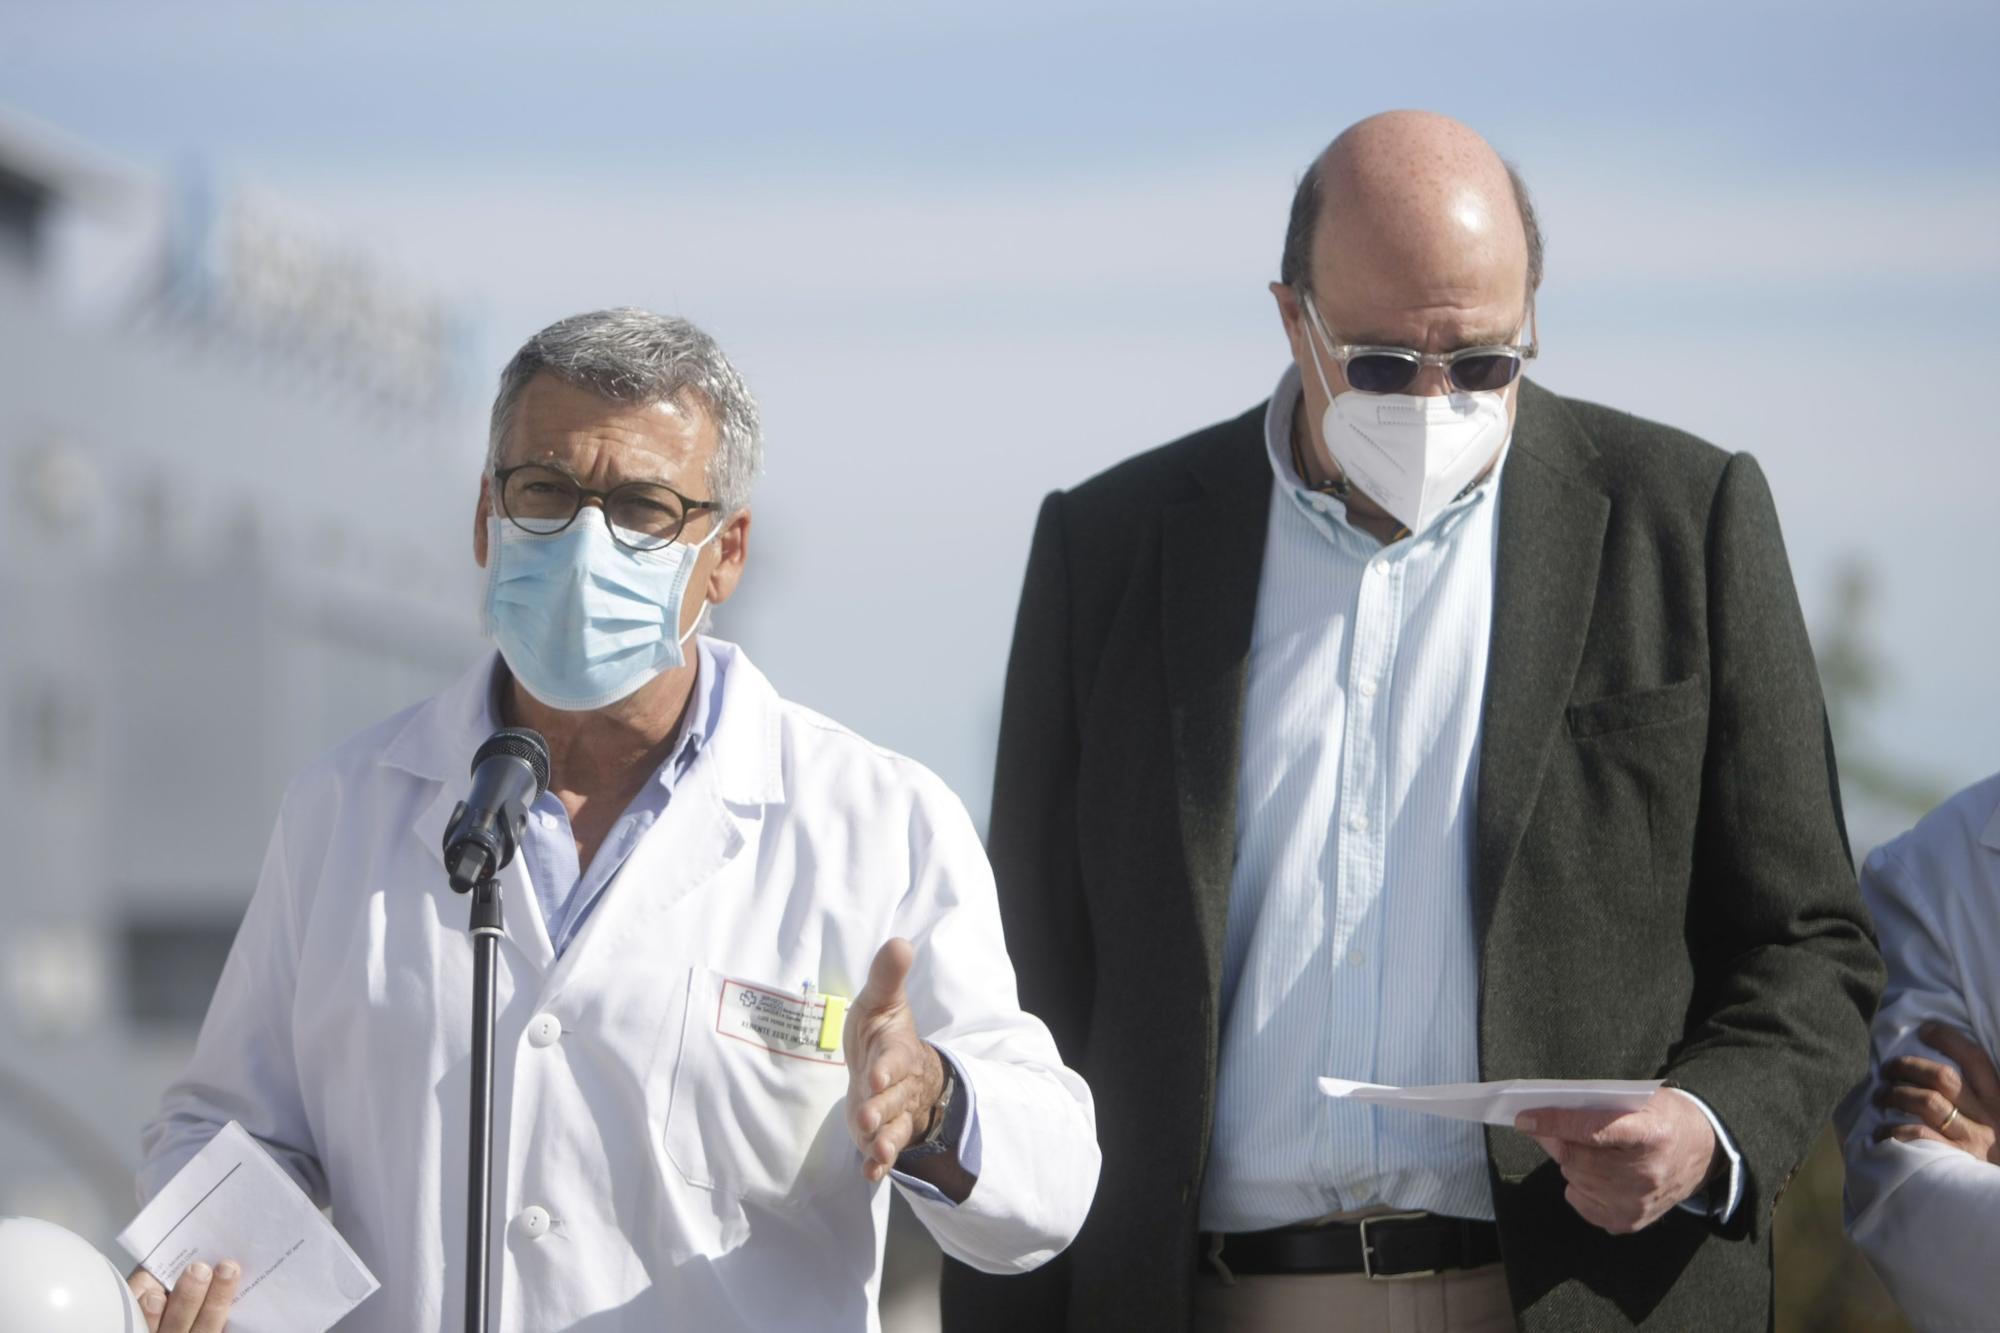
[1942,1104,1962,1132]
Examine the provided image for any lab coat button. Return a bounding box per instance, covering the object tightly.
[518,1206,550,1239]
[527,1014,562,1048]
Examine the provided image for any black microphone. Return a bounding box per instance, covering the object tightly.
[443,728,552,893]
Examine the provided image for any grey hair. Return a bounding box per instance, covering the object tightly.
[486,307,763,515]
[1278,155,1545,299]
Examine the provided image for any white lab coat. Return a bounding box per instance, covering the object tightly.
[140,640,1099,1332]
[1836,772,2000,1332]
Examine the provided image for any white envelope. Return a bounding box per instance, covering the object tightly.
[1317,1076,1664,1127]
[118,1121,378,1333]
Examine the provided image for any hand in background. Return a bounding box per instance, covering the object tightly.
[1873,1021,2000,1162]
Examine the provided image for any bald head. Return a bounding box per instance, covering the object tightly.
[1267,112,1542,537]
[1280,111,1542,302]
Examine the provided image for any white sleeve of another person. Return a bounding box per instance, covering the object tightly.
[1838,804,2000,1330]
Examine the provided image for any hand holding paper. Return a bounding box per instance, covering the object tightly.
[1317,1075,1717,1235]
[118,1121,377,1333]
[1515,1091,1722,1235]
[126,1258,239,1332]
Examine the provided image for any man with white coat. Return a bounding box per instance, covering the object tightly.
[129,307,1100,1333]
[1838,771,2000,1330]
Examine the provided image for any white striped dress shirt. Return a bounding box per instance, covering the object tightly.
[1198,364,1504,1230]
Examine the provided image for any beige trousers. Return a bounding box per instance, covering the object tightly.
[1191,1262,1516,1333]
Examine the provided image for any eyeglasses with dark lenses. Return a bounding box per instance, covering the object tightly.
[1302,292,1538,395]
[1341,347,1528,394]
[495,464,720,552]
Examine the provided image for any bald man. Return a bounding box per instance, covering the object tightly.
[940,112,1881,1331]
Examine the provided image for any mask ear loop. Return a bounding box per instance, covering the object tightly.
[1293,290,1352,501]
[1297,290,1344,404]
[676,601,707,648]
[674,510,728,648]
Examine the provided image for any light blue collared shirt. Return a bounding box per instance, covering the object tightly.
[1199,367,1739,1231]
[493,638,725,957]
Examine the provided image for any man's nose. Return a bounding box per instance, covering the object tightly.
[1411,362,1455,396]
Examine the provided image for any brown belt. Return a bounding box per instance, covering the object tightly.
[1202,1211,1502,1280]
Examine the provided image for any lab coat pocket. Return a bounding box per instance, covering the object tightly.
[662,967,857,1208]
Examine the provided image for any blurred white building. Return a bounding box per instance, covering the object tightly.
[0,111,486,1252]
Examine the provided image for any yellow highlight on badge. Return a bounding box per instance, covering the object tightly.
[818,995,849,1052]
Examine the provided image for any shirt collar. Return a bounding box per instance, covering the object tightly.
[675,636,723,770]
[1262,362,1312,492]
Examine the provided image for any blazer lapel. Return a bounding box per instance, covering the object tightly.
[1160,411,1275,998]
[1473,382,1610,940]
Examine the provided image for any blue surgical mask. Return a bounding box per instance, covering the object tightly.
[482,512,720,711]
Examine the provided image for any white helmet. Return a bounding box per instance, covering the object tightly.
[0,1216,146,1332]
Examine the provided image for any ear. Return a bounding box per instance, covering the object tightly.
[473,475,494,569]
[701,507,751,610]
[1270,281,1309,365]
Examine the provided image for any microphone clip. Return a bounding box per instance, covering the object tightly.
[443,799,529,894]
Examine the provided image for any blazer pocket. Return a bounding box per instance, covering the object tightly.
[1565,674,1706,739]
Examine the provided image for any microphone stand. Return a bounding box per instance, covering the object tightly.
[464,875,505,1333]
[441,728,548,1333]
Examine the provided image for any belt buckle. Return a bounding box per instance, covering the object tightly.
[1358,1210,1438,1281]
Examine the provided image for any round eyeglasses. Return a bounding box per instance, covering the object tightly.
[1301,291,1538,395]
[495,464,721,552]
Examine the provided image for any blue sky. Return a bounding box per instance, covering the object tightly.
[4,0,1995,837]
[5,1,1995,177]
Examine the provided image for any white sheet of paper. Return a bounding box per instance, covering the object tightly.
[118,1121,378,1333]
[1317,1076,1664,1127]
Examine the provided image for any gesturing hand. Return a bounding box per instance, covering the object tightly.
[1872,1022,2000,1162]
[843,938,946,1185]
[1517,1090,1720,1234]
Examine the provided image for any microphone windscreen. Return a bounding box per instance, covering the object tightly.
[472,727,552,797]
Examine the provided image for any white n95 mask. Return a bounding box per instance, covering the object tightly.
[1301,314,1513,536]
[1319,389,1510,535]
[482,512,717,711]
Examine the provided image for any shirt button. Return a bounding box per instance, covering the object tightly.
[1348,949,1366,966]
[1358,678,1379,698]
[526,1014,562,1048]
[1349,813,1369,833]
[518,1205,550,1239]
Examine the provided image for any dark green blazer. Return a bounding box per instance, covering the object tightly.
[941,381,1883,1331]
